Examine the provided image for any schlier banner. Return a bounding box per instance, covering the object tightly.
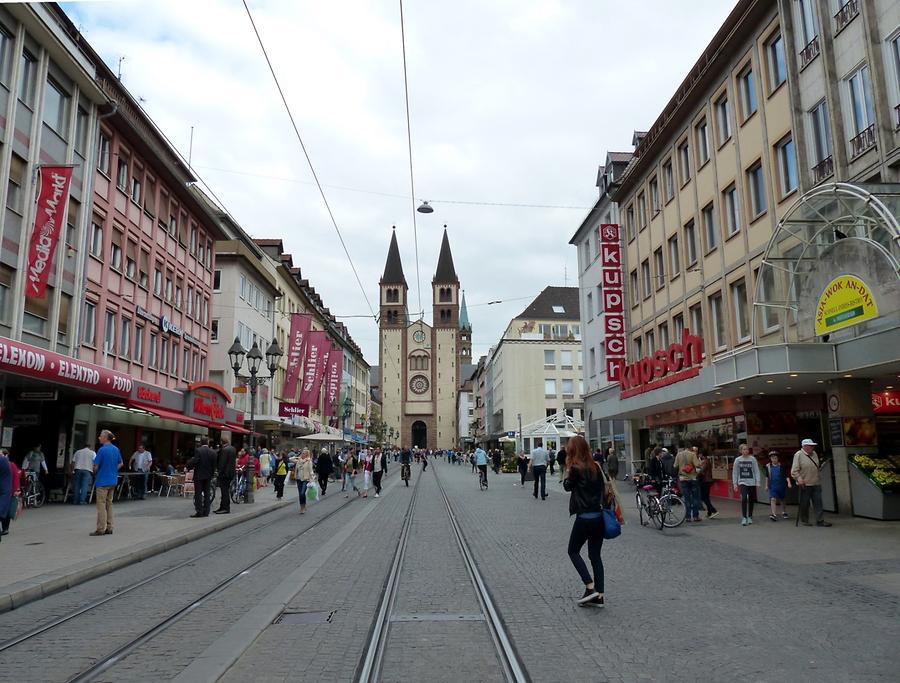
[26,166,74,299]
[323,344,344,418]
[298,331,329,408]
[282,313,311,399]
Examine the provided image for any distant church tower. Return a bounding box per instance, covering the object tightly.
[379,227,465,450]
[458,291,472,375]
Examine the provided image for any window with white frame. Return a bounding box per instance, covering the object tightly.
[98,134,111,175]
[659,322,669,349]
[846,64,875,135]
[702,203,718,250]
[183,347,190,380]
[746,161,766,218]
[544,379,557,396]
[723,185,740,237]
[663,160,674,200]
[160,339,169,373]
[116,157,128,190]
[766,32,786,91]
[684,220,698,265]
[809,100,833,163]
[797,0,819,46]
[544,349,555,368]
[690,304,703,339]
[148,333,157,368]
[646,330,655,355]
[739,64,757,119]
[649,176,659,213]
[561,378,574,396]
[759,267,780,330]
[43,78,70,136]
[120,318,131,357]
[104,310,116,353]
[638,192,647,229]
[731,280,751,342]
[776,136,798,197]
[654,248,664,288]
[674,313,684,340]
[171,342,179,376]
[641,259,651,299]
[83,302,96,345]
[695,118,710,166]
[630,269,639,305]
[715,93,731,145]
[678,140,691,185]
[633,336,643,361]
[89,222,103,258]
[668,234,680,277]
[710,293,726,349]
[560,350,573,369]
[134,325,143,363]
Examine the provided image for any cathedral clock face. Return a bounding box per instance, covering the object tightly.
[413,329,426,343]
[409,374,430,394]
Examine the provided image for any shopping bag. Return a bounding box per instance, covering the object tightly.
[307,481,319,503]
[8,495,20,521]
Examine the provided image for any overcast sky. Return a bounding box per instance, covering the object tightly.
[62,0,736,366]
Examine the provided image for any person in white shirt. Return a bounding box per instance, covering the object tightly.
[71,443,96,504]
[732,444,760,526]
[129,444,153,500]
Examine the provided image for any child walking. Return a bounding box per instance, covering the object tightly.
[766,451,791,521]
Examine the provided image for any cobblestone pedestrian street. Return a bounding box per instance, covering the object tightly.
[2,462,899,682]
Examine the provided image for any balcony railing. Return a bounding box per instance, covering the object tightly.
[849,124,876,159]
[834,0,859,34]
[799,36,820,69]
[811,156,834,185]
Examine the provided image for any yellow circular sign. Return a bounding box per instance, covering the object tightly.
[815,275,879,335]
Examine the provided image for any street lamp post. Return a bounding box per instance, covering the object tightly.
[342,395,353,438]
[228,337,283,504]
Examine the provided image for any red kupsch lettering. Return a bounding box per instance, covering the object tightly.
[620,329,704,394]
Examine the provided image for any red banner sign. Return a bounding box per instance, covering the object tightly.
[0,335,133,396]
[872,391,900,414]
[299,331,329,408]
[599,224,625,381]
[25,166,73,299]
[323,345,344,418]
[620,329,704,398]
[282,313,311,400]
[278,402,309,418]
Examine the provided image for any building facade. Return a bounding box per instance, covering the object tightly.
[588,0,900,517]
[379,228,464,449]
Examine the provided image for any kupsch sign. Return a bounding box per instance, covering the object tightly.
[620,329,704,399]
[599,224,625,381]
[815,275,878,335]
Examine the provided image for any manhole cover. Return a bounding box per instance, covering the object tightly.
[274,610,335,625]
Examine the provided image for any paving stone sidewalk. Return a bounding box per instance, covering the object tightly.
[0,482,290,612]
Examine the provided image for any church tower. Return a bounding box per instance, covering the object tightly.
[431,228,459,448]
[458,291,472,372]
[379,229,407,446]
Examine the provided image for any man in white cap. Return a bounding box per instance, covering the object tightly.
[790,438,832,527]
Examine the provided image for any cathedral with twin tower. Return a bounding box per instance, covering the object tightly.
[379,228,472,450]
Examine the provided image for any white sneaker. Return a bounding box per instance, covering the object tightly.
[741,517,748,526]
[374,493,380,498]
[748,517,753,525]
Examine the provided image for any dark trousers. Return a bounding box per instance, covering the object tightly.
[133,472,147,498]
[218,476,232,512]
[568,515,605,591]
[318,473,329,495]
[739,484,756,519]
[373,470,383,494]
[798,485,825,523]
[519,467,527,486]
[548,460,555,475]
[194,479,211,515]
[700,480,717,515]
[532,465,547,499]
[274,474,287,499]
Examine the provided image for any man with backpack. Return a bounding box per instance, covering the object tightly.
[674,444,702,522]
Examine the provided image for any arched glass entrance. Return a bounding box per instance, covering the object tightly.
[411,420,427,449]
[753,183,900,345]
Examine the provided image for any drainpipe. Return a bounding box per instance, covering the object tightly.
[72,99,117,360]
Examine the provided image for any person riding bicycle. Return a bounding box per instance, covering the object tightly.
[400,448,412,486]
[474,446,488,488]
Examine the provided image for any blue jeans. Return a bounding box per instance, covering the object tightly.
[297,480,309,506]
[680,479,700,520]
[74,469,93,504]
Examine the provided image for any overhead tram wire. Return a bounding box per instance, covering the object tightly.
[240,0,376,321]
[399,0,422,318]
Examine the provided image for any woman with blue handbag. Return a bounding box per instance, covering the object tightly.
[563,435,617,608]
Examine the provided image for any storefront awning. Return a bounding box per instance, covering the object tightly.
[132,404,210,427]
[226,422,250,434]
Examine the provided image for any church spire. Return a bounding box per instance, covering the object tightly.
[381,228,406,284]
[433,227,458,283]
[459,291,471,330]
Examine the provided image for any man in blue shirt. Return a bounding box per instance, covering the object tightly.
[474,446,488,488]
[91,429,122,537]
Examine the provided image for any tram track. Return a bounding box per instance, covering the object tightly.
[0,488,362,682]
[355,465,529,683]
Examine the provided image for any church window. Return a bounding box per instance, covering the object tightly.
[439,287,451,302]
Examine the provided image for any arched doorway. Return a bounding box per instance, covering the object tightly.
[411,420,427,449]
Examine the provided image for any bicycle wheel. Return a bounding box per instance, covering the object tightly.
[635,490,645,526]
[229,478,241,504]
[649,498,664,530]
[661,494,686,528]
[32,481,46,508]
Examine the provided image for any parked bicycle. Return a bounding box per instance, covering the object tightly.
[230,466,249,504]
[22,470,45,509]
[634,474,685,530]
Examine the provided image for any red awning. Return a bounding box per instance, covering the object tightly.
[131,403,209,427]
[226,422,251,434]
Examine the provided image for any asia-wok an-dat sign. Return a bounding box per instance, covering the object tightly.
[619,329,704,399]
[815,275,879,336]
[25,166,74,299]
[599,224,625,381]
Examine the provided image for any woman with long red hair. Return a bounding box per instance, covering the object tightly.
[563,434,613,607]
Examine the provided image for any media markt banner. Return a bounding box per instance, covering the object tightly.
[814,274,879,336]
[25,166,74,299]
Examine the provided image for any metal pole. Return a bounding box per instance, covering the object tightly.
[517,412,522,455]
[247,376,256,503]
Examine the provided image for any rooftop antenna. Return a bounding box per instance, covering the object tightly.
[117,55,125,80]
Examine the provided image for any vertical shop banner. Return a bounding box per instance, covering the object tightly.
[282,313,311,399]
[323,344,344,419]
[298,331,329,408]
[25,166,74,299]
[599,223,625,382]
[312,341,331,411]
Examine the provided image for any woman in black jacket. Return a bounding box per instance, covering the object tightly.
[563,435,611,608]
